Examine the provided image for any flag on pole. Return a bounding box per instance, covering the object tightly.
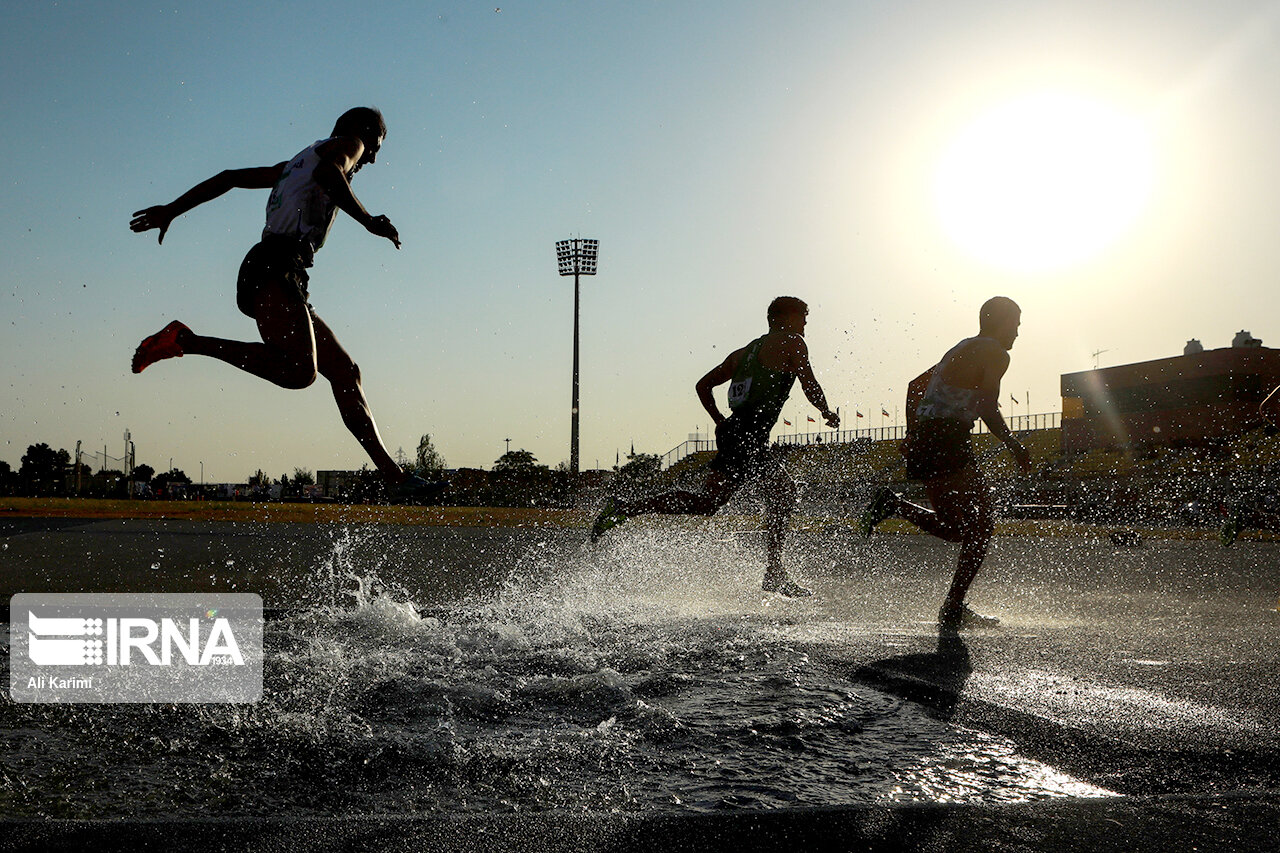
[881,408,890,418]
[807,416,816,423]
[856,411,864,418]
[1010,393,1019,405]
[783,418,792,426]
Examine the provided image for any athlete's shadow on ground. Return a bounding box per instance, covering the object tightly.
[848,634,972,720]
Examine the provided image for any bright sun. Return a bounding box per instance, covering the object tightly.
[934,91,1155,273]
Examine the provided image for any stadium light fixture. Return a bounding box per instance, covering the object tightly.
[555,238,600,477]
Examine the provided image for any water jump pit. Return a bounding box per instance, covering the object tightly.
[2,520,1275,851]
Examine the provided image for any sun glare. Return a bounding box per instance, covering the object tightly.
[934,92,1155,273]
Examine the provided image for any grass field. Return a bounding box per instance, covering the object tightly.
[0,497,590,528]
[0,497,1248,542]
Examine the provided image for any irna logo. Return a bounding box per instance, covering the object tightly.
[27,610,245,667]
[10,593,263,704]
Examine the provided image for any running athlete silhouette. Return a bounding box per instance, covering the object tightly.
[130,107,431,496]
[591,296,839,597]
[860,297,1031,632]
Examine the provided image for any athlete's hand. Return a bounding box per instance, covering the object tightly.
[366,214,401,249]
[823,410,840,429]
[130,205,175,245]
[1010,440,1032,474]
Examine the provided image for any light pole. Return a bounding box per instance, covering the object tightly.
[124,430,133,500]
[555,238,599,477]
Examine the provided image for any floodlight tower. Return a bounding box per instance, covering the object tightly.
[555,238,599,477]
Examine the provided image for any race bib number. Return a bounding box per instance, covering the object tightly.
[727,376,752,409]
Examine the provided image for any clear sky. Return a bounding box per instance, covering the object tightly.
[4,1,1280,482]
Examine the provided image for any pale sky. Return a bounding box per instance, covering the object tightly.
[4,1,1280,482]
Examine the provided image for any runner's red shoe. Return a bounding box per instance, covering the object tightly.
[131,321,190,373]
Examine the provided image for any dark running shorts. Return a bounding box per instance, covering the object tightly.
[903,417,975,481]
[236,236,314,318]
[708,415,782,486]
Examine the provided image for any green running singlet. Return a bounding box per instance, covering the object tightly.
[726,335,796,429]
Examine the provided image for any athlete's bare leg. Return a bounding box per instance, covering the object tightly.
[893,494,962,542]
[924,467,995,617]
[312,312,403,482]
[138,279,406,483]
[598,458,810,595]
[178,280,319,389]
[618,470,738,517]
[757,466,810,595]
[758,465,797,574]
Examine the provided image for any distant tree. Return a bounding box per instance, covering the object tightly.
[19,443,70,496]
[133,464,155,483]
[488,449,569,507]
[0,460,16,496]
[493,449,540,473]
[292,467,315,486]
[90,469,126,497]
[614,451,662,500]
[153,469,192,491]
[416,434,447,477]
[248,469,269,488]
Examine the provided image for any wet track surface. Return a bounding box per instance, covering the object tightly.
[1,516,1277,848]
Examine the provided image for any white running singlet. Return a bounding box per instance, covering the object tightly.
[263,140,338,256]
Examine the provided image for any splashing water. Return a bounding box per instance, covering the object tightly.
[0,524,1113,818]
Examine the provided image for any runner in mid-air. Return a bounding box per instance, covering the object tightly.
[591,296,840,598]
[130,107,431,497]
[859,296,1031,632]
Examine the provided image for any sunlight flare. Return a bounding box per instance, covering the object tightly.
[934,92,1156,273]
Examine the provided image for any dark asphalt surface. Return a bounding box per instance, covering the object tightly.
[1,515,1277,851]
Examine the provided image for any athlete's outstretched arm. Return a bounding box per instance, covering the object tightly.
[974,349,1031,472]
[313,137,400,249]
[696,350,743,426]
[130,164,286,244]
[789,340,839,428]
[904,367,934,433]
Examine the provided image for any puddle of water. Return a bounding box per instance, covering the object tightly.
[0,526,1115,818]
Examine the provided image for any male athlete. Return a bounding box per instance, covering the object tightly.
[130,107,429,496]
[591,296,840,598]
[860,297,1031,632]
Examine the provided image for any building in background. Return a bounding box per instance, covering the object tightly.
[1061,331,1280,453]
[317,470,363,500]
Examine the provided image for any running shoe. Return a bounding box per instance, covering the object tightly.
[859,486,898,536]
[131,320,190,373]
[1220,508,1245,547]
[590,498,629,542]
[762,574,813,598]
[937,602,1000,633]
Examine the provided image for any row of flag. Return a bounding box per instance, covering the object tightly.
[780,394,1030,427]
[783,408,890,426]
